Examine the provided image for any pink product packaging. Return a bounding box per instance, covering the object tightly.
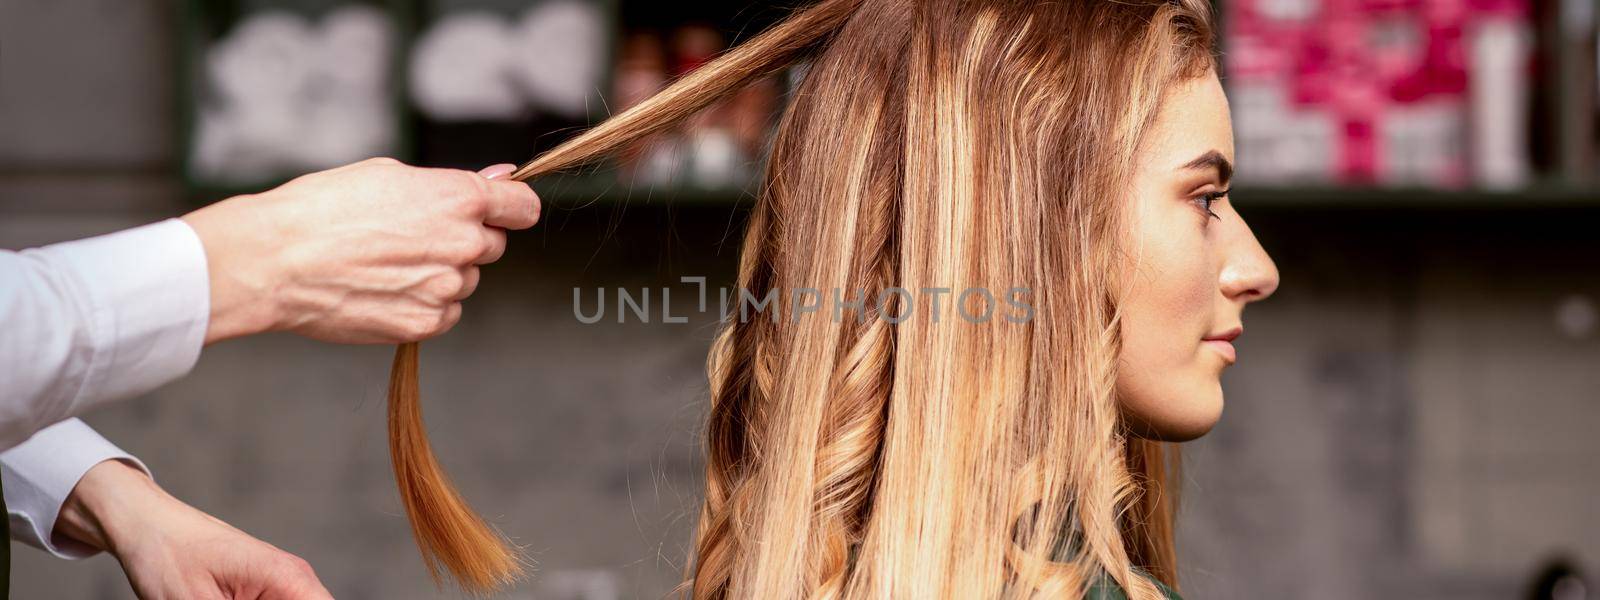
[1226,0,1531,187]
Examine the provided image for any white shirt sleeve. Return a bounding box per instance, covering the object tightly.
[1,418,154,559]
[0,218,211,449]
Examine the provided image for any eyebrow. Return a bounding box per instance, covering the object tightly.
[1180,150,1233,186]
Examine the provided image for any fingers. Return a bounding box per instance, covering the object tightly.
[439,302,463,336]
[452,266,481,301]
[259,557,336,600]
[277,575,335,600]
[475,164,541,230]
[474,227,507,265]
[393,301,462,343]
[296,584,337,600]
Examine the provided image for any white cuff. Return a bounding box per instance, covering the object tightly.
[1,418,154,559]
[42,218,210,418]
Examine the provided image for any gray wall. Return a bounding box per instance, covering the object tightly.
[3,1,1597,598]
[1183,210,1600,599]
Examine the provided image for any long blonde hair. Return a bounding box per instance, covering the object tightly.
[385,0,1217,597]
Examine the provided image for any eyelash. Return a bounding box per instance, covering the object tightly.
[1193,188,1228,220]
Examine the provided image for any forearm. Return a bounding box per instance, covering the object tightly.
[0,221,209,449]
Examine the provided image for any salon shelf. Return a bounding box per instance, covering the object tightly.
[529,172,759,208]
[529,177,1600,212]
[1234,182,1600,211]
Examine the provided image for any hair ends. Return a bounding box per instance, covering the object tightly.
[388,342,526,593]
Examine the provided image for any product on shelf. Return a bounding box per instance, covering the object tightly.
[410,12,525,121]
[611,22,783,190]
[191,5,398,183]
[1225,0,1535,189]
[674,24,742,188]
[613,30,681,185]
[511,1,608,119]
[410,1,606,122]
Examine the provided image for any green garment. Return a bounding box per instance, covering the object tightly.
[1084,567,1182,599]
[1050,513,1181,600]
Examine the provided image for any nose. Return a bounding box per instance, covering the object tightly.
[1220,215,1279,303]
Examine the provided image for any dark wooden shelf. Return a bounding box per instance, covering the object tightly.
[532,174,1600,212]
[1235,182,1600,210]
[531,172,758,208]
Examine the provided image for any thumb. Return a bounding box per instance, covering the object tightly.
[476,163,517,181]
[258,575,336,600]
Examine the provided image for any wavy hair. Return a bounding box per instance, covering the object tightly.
[385,0,1218,596]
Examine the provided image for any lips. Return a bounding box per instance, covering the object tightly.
[1203,326,1242,343]
[1203,326,1242,364]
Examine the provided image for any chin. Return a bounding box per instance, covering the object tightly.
[1149,412,1219,442]
[1119,382,1224,442]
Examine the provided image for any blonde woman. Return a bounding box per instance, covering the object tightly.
[387,0,1280,598]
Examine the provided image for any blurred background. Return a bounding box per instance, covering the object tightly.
[1,0,1597,598]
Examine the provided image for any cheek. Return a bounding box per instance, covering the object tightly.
[1115,211,1223,439]
[1126,223,1214,366]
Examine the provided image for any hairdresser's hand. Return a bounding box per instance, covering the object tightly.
[56,459,334,600]
[182,157,541,345]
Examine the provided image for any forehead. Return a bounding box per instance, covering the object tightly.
[1142,72,1234,170]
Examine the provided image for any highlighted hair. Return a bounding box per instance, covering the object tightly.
[385,0,1216,596]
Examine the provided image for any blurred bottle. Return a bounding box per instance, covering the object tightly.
[613,31,680,185]
[1531,0,1597,184]
[614,31,667,116]
[728,74,780,183]
[1556,0,1598,183]
[1560,0,1599,182]
[672,24,742,188]
[1470,14,1533,189]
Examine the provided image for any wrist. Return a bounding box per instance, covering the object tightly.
[56,459,169,555]
[181,194,288,344]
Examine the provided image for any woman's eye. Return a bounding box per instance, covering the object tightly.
[1192,188,1227,221]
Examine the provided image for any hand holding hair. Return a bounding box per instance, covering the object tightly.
[178,156,544,592]
[180,157,541,346]
[381,0,863,593]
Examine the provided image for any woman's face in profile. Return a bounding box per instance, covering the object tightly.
[1116,70,1280,442]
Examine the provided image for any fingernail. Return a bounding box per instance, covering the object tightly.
[478,163,517,180]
